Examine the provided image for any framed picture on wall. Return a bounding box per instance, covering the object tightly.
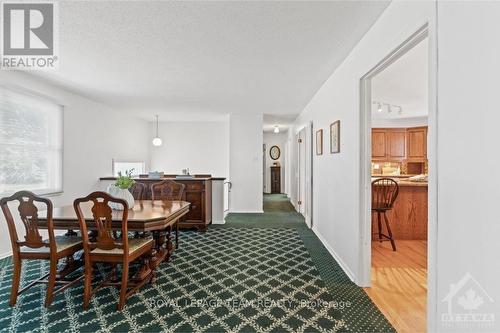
[316,129,323,155]
[330,120,340,154]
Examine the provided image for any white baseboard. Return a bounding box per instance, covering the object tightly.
[212,220,226,225]
[311,226,355,282]
[0,251,12,260]
[228,210,264,214]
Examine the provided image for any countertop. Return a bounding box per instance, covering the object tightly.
[372,176,428,187]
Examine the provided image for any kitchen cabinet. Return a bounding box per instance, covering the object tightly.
[372,130,387,158]
[407,127,427,160]
[372,128,406,160]
[372,127,427,162]
[387,129,406,159]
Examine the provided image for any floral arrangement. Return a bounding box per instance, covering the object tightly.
[114,169,135,189]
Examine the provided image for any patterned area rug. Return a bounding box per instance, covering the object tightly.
[0,194,395,332]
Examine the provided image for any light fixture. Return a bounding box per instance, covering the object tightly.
[373,101,403,115]
[273,126,280,134]
[152,115,162,146]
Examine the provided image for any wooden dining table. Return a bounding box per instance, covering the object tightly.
[38,200,190,279]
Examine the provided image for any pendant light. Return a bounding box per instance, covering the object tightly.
[152,115,162,146]
[273,125,280,134]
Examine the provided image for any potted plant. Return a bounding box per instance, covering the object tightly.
[107,169,135,210]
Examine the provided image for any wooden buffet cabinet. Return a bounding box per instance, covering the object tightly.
[100,176,214,231]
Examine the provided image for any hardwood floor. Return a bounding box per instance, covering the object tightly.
[364,240,427,333]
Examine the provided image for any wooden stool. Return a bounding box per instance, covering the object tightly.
[372,178,399,251]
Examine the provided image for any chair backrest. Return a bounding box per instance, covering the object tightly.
[74,191,129,256]
[0,191,56,253]
[129,182,146,200]
[151,180,185,201]
[372,178,399,210]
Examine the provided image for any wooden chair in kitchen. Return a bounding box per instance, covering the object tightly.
[74,191,154,310]
[372,178,399,251]
[151,180,185,250]
[0,191,83,307]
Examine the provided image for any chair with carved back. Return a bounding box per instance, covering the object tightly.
[0,191,83,307]
[73,191,154,310]
[151,180,186,250]
[128,182,147,200]
[372,178,399,251]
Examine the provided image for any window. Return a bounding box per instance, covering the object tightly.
[0,87,63,196]
[112,160,145,177]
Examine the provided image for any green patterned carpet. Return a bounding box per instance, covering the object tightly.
[0,194,394,333]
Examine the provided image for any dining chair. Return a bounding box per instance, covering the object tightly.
[128,182,147,200]
[74,191,154,310]
[372,178,399,251]
[0,191,83,307]
[151,180,186,249]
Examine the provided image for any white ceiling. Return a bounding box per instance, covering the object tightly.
[30,1,389,123]
[372,38,428,120]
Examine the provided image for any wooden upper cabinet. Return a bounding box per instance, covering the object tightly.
[372,130,387,158]
[407,127,427,159]
[387,130,406,159]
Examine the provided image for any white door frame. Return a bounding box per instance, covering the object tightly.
[358,23,438,330]
[296,122,313,228]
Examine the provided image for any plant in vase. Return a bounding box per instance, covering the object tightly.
[107,169,136,210]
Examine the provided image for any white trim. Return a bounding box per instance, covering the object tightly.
[228,210,264,214]
[212,219,226,225]
[0,251,12,260]
[358,21,439,332]
[312,226,355,282]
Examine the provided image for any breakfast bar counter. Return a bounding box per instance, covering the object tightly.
[372,177,428,240]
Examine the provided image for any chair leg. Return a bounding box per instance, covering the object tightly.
[118,262,129,311]
[83,263,93,310]
[44,257,58,307]
[10,256,22,306]
[383,212,397,251]
[377,211,382,242]
[175,220,179,249]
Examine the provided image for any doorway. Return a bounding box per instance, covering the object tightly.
[359,24,436,333]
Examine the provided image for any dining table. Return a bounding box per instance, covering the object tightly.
[37,200,191,280]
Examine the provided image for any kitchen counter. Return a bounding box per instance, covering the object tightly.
[371,176,428,187]
[372,176,428,240]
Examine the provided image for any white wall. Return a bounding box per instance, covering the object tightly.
[0,71,148,258]
[290,0,434,282]
[263,132,287,194]
[149,121,229,178]
[289,1,500,331]
[436,1,500,331]
[229,113,263,212]
[372,116,428,128]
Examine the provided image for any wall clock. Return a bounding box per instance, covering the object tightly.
[270,145,281,160]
